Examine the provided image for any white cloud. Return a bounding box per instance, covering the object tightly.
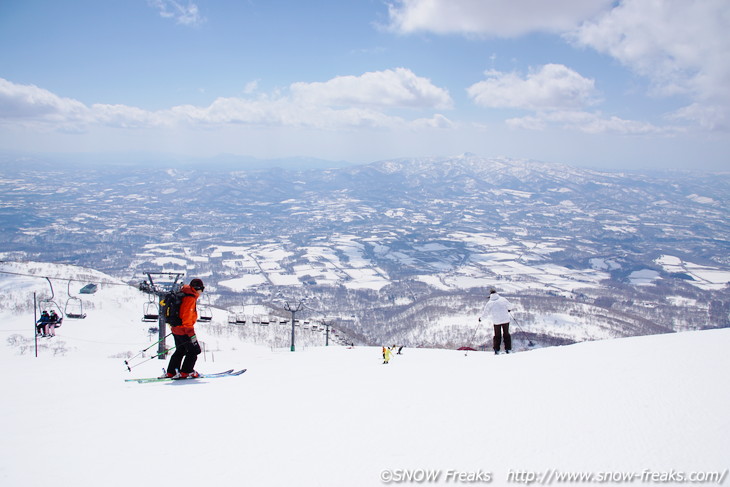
[410,113,456,129]
[290,68,453,110]
[386,0,613,37]
[0,72,452,133]
[568,0,730,131]
[465,65,671,135]
[506,110,666,135]
[169,96,406,130]
[467,64,599,110]
[669,103,728,132]
[242,80,259,95]
[91,103,167,129]
[0,78,89,123]
[148,0,203,26]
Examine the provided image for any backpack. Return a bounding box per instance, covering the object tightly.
[161,290,195,327]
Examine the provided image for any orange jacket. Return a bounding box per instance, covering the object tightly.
[172,284,200,336]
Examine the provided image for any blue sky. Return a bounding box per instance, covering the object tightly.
[0,0,728,171]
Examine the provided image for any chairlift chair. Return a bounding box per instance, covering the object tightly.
[64,298,86,319]
[142,298,159,322]
[197,295,213,322]
[235,313,247,325]
[39,300,64,327]
[64,281,87,319]
[197,306,213,322]
[39,277,64,327]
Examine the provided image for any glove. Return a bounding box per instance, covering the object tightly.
[189,335,202,355]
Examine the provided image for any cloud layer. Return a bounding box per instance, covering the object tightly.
[389,0,730,133]
[148,0,204,26]
[1,0,727,159]
[467,64,599,111]
[387,0,614,37]
[0,69,453,132]
[568,0,730,131]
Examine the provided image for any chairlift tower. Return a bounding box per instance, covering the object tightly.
[139,272,185,359]
[284,300,304,352]
[321,320,334,347]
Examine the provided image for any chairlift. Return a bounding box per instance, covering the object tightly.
[235,313,247,325]
[39,277,64,327]
[64,299,86,319]
[197,295,213,322]
[228,312,237,324]
[64,280,87,319]
[142,295,159,322]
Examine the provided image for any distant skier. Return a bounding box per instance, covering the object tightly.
[161,278,206,379]
[479,288,513,354]
[382,346,392,364]
[397,345,404,355]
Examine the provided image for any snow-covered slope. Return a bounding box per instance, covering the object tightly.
[1,263,728,486]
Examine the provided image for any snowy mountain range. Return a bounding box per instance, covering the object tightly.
[1,153,728,347]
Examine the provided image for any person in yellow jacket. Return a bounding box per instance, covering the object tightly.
[382,346,392,364]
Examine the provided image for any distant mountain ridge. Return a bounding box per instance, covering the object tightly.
[0,153,727,347]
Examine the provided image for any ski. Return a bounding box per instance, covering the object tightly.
[128,369,245,383]
[168,368,247,383]
[126,368,245,383]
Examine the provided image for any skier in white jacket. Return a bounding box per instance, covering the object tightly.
[479,289,513,354]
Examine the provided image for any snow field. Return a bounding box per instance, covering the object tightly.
[2,329,729,487]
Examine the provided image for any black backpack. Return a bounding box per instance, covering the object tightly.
[161,290,195,327]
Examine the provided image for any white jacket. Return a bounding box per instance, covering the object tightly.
[480,293,513,325]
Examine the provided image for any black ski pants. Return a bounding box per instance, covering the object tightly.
[167,334,201,374]
[493,323,512,352]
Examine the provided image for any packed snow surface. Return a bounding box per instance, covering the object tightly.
[3,331,728,485]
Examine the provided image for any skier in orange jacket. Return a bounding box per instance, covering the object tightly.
[163,278,205,379]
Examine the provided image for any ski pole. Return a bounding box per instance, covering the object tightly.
[126,345,176,371]
[124,333,172,369]
[509,311,534,347]
[126,347,175,371]
[465,320,482,356]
